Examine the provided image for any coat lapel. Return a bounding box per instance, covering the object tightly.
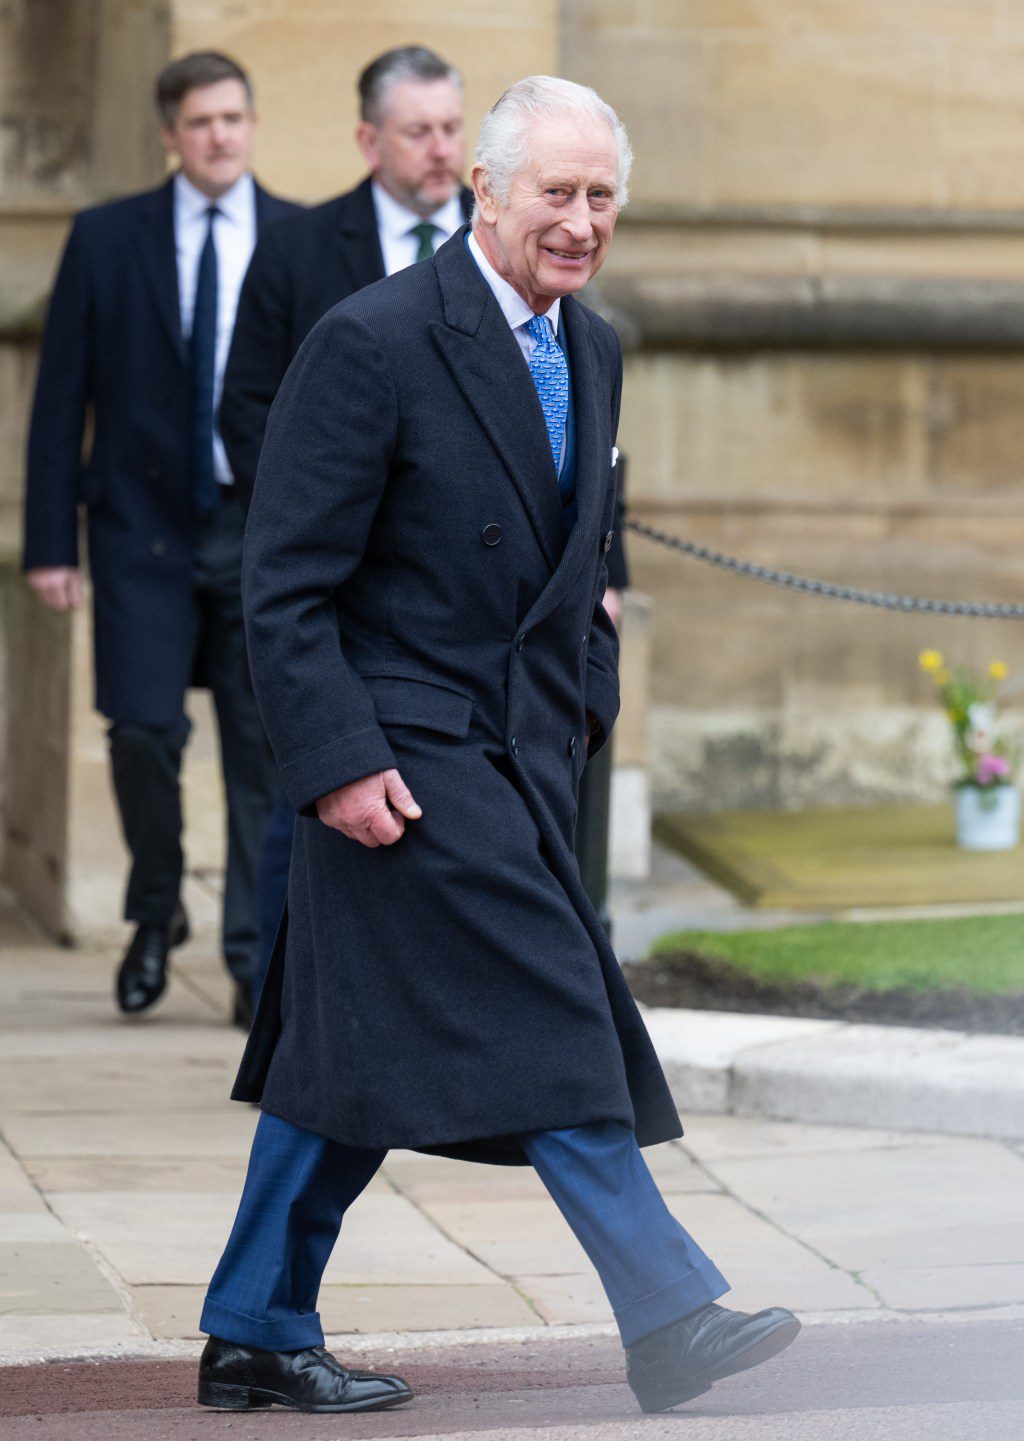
[549,295,606,582]
[254,180,291,234]
[335,178,386,294]
[430,229,565,570]
[133,179,184,366]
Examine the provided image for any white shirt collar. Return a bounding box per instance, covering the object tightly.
[467,229,560,337]
[174,169,255,225]
[371,180,463,244]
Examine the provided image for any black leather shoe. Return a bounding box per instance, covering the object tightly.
[232,982,254,1031]
[626,1301,801,1413]
[197,1336,413,1413]
[115,903,189,1015]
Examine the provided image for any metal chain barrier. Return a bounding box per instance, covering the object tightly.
[624,517,1024,620]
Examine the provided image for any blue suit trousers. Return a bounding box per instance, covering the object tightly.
[201,1112,728,1350]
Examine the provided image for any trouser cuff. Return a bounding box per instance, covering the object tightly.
[616,1258,730,1348]
[199,1295,325,1351]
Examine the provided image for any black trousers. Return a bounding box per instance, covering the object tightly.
[108,491,276,985]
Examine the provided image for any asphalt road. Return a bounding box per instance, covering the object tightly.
[2,1319,1022,1441]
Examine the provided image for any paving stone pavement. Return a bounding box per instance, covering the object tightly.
[2,901,1024,1373]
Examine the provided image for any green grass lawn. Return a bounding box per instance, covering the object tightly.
[651,914,1024,995]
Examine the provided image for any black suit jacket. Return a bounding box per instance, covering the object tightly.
[23,176,299,724]
[234,230,680,1161]
[220,177,474,501]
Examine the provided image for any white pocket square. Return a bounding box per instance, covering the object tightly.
[611,446,620,467]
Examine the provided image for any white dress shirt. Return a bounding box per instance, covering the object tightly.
[372,182,464,277]
[466,230,560,364]
[174,171,257,485]
[466,229,565,465]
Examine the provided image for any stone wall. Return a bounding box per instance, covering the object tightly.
[7,2,1024,933]
[563,1,1024,213]
[172,1,558,200]
[562,1,1024,811]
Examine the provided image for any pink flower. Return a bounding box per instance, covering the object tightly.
[976,753,1011,786]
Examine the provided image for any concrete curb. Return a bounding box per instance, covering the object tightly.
[643,1007,1024,1141]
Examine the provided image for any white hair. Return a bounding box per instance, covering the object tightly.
[475,75,633,210]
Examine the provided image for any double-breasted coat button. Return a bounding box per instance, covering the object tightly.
[603,530,614,553]
[150,537,167,557]
[482,523,502,546]
[568,735,577,758]
[510,735,519,756]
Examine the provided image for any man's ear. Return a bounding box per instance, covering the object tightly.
[159,122,179,162]
[471,164,499,225]
[355,121,379,171]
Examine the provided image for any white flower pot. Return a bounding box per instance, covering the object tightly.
[954,784,1021,851]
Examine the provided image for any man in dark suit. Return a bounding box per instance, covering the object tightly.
[23,52,297,1023]
[221,44,472,504]
[197,76,798,1417]
[221,45,473,997]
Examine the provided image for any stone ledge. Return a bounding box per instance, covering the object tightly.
[595,274,1024,351]
[620,203,1024,234]
[644,1006,1024,1140]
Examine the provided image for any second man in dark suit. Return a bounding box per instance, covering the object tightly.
[23,52,297,1023]
[221,44,472,502]
[221,46,473,997]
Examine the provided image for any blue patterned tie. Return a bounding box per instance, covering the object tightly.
[189,205,220,516]
[525,314,568,474]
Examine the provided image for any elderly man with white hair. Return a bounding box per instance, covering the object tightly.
[197,75,799,1417]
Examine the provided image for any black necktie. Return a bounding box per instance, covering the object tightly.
[190,206,220,517]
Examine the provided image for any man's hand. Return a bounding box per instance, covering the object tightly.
[316,768,422,848]
[27,566,82,612]
[602,586,623,632]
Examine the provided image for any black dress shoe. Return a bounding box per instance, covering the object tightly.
[197,1336,413,1413]
[626,1301,801,1413]
[232,982,254,1031]
[115,903,190,1015]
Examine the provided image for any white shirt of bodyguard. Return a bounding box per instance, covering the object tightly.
[372,181,464,277]
[174,170,257,486]
[466,229,565,467]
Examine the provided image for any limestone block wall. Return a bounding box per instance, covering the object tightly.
[564,0,1024,213]
[172,1,559,200]
[563,1,1024,812]
[9,0,1024,933]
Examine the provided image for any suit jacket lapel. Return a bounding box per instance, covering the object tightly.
[254,180,289,234]
[558,295,603,553]
[133,179,184,366]
[336,177,386,294]
[431,229,565,570]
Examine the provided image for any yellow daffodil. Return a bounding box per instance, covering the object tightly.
[918,649,944,673]
[989,661,1009,681]
[936,668,950,685]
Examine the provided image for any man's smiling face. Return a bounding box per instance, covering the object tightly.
[473,112,620,314]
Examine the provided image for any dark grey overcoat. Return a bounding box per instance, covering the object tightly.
[234,227,682,1164]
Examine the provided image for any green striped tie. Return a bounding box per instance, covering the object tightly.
[410,222,438,262]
